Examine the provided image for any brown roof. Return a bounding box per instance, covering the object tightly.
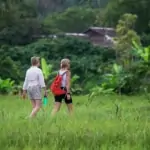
[83,27,115,36]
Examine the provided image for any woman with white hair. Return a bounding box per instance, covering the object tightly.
[51,58,73,116]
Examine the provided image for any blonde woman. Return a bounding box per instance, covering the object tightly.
[51,58,73,116]
[22,57,47,118]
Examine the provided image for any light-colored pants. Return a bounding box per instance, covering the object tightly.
[27,85,42,100]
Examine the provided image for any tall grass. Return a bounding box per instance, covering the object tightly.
[0,95,150,150]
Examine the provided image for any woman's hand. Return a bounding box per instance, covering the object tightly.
[66,93,71,100]
[22,90,27,99]
[44,90,48,97]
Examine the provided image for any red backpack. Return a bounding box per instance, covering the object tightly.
[50,71,67,96]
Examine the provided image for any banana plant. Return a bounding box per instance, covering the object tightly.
[132,40,150,63]
[40,58,53,105]
[0,78,14,94]
[88,63,125,101]
[41,58,52,80]
[88,86,114,101]
[113,63,123,74]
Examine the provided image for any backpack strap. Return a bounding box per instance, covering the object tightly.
[58,70,68,76]
[62,70,68,76]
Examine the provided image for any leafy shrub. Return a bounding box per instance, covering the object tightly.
[12,85,22,95]
[44,7,98,33]
[0,78,14,94]
[88,41,150,96]
[0,37,116,94]
[88,86,114,102]
[95,64,128,94]
[141,33,150,47]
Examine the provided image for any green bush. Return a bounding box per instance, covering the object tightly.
[87,41,150,96]
[43,7,98,33]
[0,37,116,94]
[0,54,21,83]
[141,33,150,47]
[0,78,14,94]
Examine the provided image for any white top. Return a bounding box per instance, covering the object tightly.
[59,70,67,87]
[23,66,46,90]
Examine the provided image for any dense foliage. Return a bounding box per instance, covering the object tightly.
[104,0,150,46]
[0,37,115,94]
[0,0,150,95]
[44,7,99,33]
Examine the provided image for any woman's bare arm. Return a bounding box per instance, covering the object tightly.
[66,71,71,93]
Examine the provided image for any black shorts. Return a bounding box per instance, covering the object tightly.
[54,94,72,104]
[54,87,72,104]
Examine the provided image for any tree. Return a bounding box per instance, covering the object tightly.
[43,6,98,33]
[104,0,150,34]
[0,0,44,45]
[114,13,141,67]
[37,0,110,15]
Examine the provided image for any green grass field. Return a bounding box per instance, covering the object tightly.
[1,94,150,150]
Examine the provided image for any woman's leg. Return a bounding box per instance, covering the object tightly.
[51,95,63,116]
[65,96,73,115]
[51,102,62,116]
[31,100,36,109]
[66,103,73,115]
[29,86,42,118]
[29,100,42,118]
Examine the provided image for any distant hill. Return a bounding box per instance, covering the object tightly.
[37,0,110,15]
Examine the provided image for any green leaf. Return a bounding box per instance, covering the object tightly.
[41,58,50,80]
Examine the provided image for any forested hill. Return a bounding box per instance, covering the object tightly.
[37,0,110,15]
[0,0,150,96]
[0,0,149,46]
